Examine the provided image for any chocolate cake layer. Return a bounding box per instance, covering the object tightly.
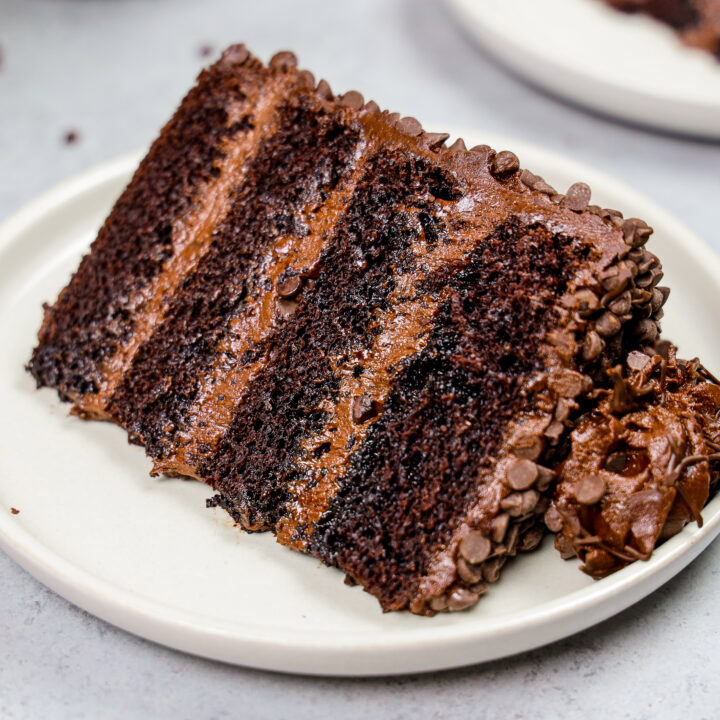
[108,87,364,460]
[30,44,718,616]
[29,47,299,415]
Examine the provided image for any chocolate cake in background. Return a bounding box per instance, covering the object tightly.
[27,45,720,615]
[604,0,720,59]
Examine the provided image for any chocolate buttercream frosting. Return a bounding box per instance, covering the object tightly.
[550,342,720,577]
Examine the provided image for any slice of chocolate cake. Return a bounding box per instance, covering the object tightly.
[548,343,720,577]
[27,45,717,615]
[605,0,720,59]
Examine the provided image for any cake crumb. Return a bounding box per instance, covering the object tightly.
[63,130,80,146]
[10,507,19,515]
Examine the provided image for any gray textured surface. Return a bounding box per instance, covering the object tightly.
[1,1,719,718]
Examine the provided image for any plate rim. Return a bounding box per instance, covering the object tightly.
[2,134,720,675]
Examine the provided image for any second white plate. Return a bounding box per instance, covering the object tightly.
[447,0,720,139]
[1,131,719,675]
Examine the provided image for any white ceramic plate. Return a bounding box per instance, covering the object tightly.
[1,131,720,676]
[447,0,720,139]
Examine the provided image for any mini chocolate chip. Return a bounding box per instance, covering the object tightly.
[505,524,520,555]
[459,531,492,564]
[338,90,364,109]
[490,513,509,543]
[574,288,601,316]
[573,474,606,505]
[622,218,653,248]
[276,299,299,318]
[520,489,540,515]
[506,458,538,491]
[490,150,520,179]
[634,319,658,343]
[550,369,586,398]
[554,397,575,423]
[655,338,671,361]
[351,394,379,424]
[396,116,423,136]
[363,100,380,114]
[316,79,334,100]
[605,451,627,473]
[457,557,485,584]
[448,137,467,153]
[596,311,622,337]
[599,264,632,296]
[447,587,479,611]
[419,132,449,151]
[555,535,576,560]
[635,267,663,289]
[544,505,564,533]
[277,275,302,299]
[511,432,544,461]
[627,350,650,371]
[561,182,591,212]
[535,465,556,493]
[544,420,564,442]
[582,330,605,361]
[500,492,524,516]
[630,287,652,306]
[519,526,544,552]
[519,169,554,193]
[269,50,297,71]
[429,595,448,612]
[607,291,632,316]
[470,144,493,160]
[482,557,506,583]
[221,44,250,65]
[651,286,668,313]
[582,548,616,576]
[636,250,658,276]
[297,69,315,88]
[470,581,490,596]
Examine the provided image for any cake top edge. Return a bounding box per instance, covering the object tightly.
[213,43,655,248]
